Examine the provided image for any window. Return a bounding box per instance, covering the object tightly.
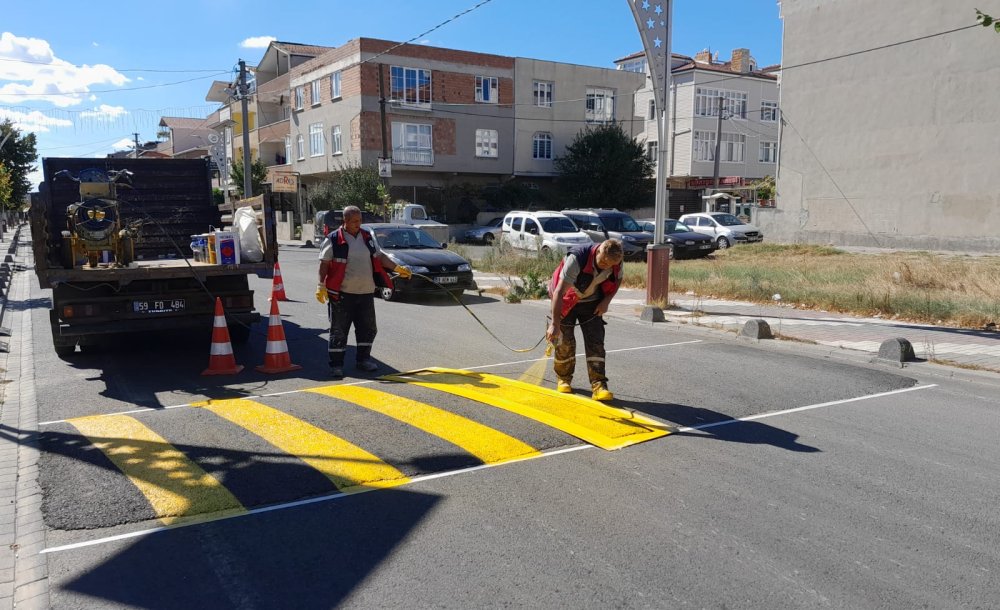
[296,134,305,160]
[330,125,342,155]
[390,66,432,108]
[695,87,748,119]
[330,71,342,99]
[648,99,656,120]
[693,130,715,162]
[759,141,777,163]
[391,122,433,165]
[475,76,498,103]
[284,135,291,164]
[760,100,778,122]
[532,132,552,160]
[618,58,647,73]
[720,132,745,163]
[586,87,615,123]
[646,141,658,161]
[475,129,498,158]
[533,81,553,107]
[309,123,324,157]
[294,86,304,110]
[310,80,321,106]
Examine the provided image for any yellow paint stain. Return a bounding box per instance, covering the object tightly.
[382,368,670,451]
[194,398,409,491]
[517,356,550,387]
[309,385,541,464]
[69,415,244,524]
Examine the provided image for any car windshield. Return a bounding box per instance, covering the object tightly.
[601,215,642,232]
[542,217,579,233]
[372,227,442,249]
[666,220,693,234]
[711,213,745,226]
[488,217,502,227]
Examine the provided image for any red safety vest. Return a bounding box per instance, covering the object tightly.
[549,244,622,317]
[324,227,393,297]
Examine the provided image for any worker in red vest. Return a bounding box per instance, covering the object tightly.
[546,239,624,401]
[316,206,411,378]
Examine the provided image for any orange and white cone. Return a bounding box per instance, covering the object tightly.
[256,297,302,374]
[202,297,244,376]
[270,262,288,301]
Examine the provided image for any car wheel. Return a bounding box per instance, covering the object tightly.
[483,233,494,245]
[380,286,397,301]
[717,236,731,249]
[540,246,551,256]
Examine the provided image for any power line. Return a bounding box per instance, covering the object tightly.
[0,71,230,97]
[0,57,227,72]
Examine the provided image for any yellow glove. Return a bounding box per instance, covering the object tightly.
[395,265,412,279]
[315,284,328,304]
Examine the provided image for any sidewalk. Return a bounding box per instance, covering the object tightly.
[473,272,1000,374]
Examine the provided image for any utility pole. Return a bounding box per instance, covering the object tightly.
[377,63,391,218]
[133,132,141,159]
[712,95,725,190]
[238,59,253,201]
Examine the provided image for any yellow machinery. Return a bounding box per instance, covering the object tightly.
[57,168,137,268]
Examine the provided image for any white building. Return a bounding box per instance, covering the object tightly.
[619,48,780,219]
[771,0,1000,252]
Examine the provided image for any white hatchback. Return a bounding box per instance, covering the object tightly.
[500,211,593,256]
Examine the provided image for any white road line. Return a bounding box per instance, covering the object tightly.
[38,340,703,425]
[40,445,591,554]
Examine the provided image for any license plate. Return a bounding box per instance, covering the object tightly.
[133,299,186,314]
[699,244,712,249]
[433,276,458,285]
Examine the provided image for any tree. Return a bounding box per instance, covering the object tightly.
[229,157,268,198]
[976,9,1000,32]
[308,162,389,217]
[0,120,38,209]
[0,164,12,209]
[554,123,653,209]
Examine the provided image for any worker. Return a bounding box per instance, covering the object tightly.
[316,206,411,378]
[546,239,625,401]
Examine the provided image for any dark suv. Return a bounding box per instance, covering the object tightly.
[561,209,653,261]
[315,209,385,237]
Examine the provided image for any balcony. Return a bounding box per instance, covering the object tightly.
[392,148,434,166]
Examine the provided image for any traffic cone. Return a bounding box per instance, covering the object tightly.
[256,297,302,374]
[202,297,244,376]
[270,262,288,301]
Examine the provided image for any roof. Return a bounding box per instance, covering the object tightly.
[614,50,693,63]
[673,60,779,81]
[270,41,336,57]
[158,117,206,129]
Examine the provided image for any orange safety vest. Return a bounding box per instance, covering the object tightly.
[323,227,393,297]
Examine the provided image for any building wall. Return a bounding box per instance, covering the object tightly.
[773,0,1000,251]
[513,58,645,178]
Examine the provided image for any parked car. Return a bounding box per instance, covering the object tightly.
[365,223,477,301]
[500,211,592,256]
[637,218,717,259]
[462,217,503,244]
[561,209,653,261]
[677,212,764,249]
[315,209,385,238]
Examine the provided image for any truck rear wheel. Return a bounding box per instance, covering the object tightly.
[228,323,251,345]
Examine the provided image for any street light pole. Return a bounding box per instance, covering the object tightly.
[238,59,253,200]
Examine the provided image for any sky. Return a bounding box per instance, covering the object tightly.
[0,0,783,189]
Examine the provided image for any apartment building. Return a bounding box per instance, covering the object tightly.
[773,0,1000,252]
[621,48,779,219]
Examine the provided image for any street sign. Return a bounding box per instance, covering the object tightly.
[268,169,298,193]
[378,158,392,178]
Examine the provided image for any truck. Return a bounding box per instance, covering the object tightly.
[390,203,450,244]
[29,157,276,357]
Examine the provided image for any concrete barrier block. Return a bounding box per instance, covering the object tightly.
[878,338,916,363]
[739,319,774,341]
[639,306,665,323]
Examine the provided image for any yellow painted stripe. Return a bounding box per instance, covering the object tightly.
[193,398,409,491]
[309,385,542,464]
[381,368,671,451]
[69,415,245,524]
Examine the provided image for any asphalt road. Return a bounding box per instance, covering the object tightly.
[21,244,1000,609]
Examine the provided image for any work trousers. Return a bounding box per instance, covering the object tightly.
[553,299,608,386]
[327,291,377,367]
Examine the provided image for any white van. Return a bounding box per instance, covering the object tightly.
[500,211,592,256]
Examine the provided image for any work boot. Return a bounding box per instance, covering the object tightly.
[356,359,379,373]
[556,379,572,393]
[330,367,344,379]
[591,382,613,402]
